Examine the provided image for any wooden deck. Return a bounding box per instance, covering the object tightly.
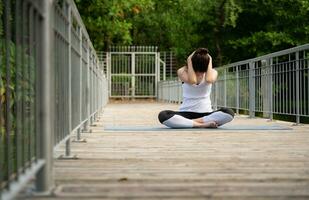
[23,102,309,199]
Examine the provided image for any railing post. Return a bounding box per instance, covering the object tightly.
[224,68,227,107]
[236,66,239,114]
[170,52,173,79]
[261,59,269,118]
[90,57,95,122]
[89,53,92,125]
[76,26,83,141]
[269,58,273,120]
[295,52,300,124]
[249,62,255,118]
[163,61,166,81]
[83,43,90,132]
[155,51,159,97]
[107,52,111,98]
[65,4,72,156]
[36,0,54,192]
[132,53,136,98]
[4,0,12,189]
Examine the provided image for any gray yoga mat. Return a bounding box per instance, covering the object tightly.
[102,124,292,132]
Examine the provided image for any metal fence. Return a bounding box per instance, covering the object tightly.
[158,44,309,123]
[0,0,108,199]
[98,49,178,98]
[160,51,178,80]
[105,46,160,98]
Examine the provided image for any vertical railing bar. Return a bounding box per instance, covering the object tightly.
[61,29,65,144]
[4,0,12,187]
[85,43,90,132]
[285,62,288,115]
[91,58,94,118]
[255,66,258,112]
[269,58,273,120]
[65,5,72,156]
[15,0,22,178]
[36,0,53,192]
[224,68,227,107]
[29,5,34,164]
[307,51,309,116]
[32,7,39,163]
[258,63,267,114]
[273,61,276,114]
[34,9,40,164]
[77,26,83,140]
[287,58,294,114]
[93,54,95,115]
[295,51,300,124]
[21,0,28,172]
[292,59,296,116]
[249,62,255,117]
[0,4,3,190]
[170,52,172,79]
[259,65,262,112]
[306,51,309,116]
[132,53,135,98]
[274,57,277,114]
[298,55,302,116]
[108,52,111,97]
[236,65,239,114]
[280,61,282,114]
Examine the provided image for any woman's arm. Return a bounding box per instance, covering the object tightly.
[177,52,197,84]
[205,55,218,83]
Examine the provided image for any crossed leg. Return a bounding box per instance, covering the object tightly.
[158,108,235,129]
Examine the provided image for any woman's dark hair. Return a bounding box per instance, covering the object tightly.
[191,48,210,72]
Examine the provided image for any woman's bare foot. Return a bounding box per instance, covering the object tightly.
[201,121,218,128]
[193,121,218,128]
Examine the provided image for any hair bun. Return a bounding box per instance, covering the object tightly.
[195,47,209,55]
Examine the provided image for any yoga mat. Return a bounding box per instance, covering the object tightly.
[102,124,292,132]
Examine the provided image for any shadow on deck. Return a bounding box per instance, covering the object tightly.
[22,102,309,199]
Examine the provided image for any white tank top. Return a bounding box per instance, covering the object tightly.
[179,79,213,113]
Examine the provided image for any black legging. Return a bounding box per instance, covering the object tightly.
[158,107,235,123]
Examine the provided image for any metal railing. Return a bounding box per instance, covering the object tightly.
[160,51,178,79]
[157,44,309,123]
[104,46,160,98]
[97,47,179,98]
[0,0,108,199]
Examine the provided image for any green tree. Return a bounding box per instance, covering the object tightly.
[75,0,309,66]
[74,0,153,51]
[226,0,309,62]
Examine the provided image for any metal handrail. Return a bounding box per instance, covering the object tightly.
[0,0,108,199]
[158,44,309,124]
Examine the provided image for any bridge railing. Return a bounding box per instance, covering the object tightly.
[0,0,108,199]
[158,44,309,123]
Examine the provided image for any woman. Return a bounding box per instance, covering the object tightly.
[158,48,234,128]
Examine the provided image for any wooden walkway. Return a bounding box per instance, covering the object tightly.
[23,102,309,199]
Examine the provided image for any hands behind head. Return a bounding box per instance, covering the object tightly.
[187,51,212,64]
[208,54,212,61]
[187,51,195,63]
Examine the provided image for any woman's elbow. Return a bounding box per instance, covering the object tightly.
[206,70,218,83]
[206,76,218,83]
[206,78,217,83]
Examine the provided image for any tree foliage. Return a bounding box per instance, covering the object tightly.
[75,0,309,66]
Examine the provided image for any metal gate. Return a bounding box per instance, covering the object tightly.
[107,46,160,98]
